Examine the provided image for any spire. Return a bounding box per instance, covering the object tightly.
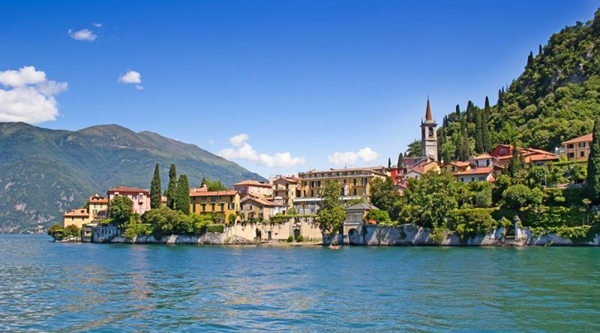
[425,98,433,122]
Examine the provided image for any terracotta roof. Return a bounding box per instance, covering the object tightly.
[273,177,299,184]
[562,133,593,145]
[234,180,272,188]
[241,195,277,207]
[88,196,108,204]
[454,166,494,176]
[526,153,559,163]
[189,190,238,197]
[107,186,149,194]
[64,208,89,217]
[425,99,433,121]
[473,153,492,160]
[445,161,470,167]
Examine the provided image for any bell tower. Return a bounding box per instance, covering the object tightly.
[420,98,438,161]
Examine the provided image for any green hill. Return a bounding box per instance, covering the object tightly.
[438,8,600,161]
[0,122,266,233]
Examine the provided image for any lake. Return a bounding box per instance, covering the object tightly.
[0,234,598,332]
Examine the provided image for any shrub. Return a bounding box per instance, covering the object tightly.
[206,224,225,233]
[287,235,294,242]
[297,235,304,242]
[429,228,446,244]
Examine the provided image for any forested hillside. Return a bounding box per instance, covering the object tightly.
[437,8,600,162]
[0,122,265,233]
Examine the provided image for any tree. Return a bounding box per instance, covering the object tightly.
[202,178,228,191]
[166,164,177,209]
[365,209,391,224]
[588,117,600,203]
[150,163,162,209]
[388,158,391,168]
[369,177,401,220]
[175,174,190,214]
[317,180,346,234]
[406,139,421,157]
[397,153,404,170]
[47,224,64,240]
[527,166,548,189]
[109,195,134,227]
[507,141,525,178]
[482,96,492,152]
[475,107,483,153]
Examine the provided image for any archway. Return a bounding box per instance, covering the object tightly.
[293,228,300,240]
[348,228,360,245]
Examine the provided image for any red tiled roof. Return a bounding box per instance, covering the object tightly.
[526,154,559,163]
[234,180,271,188]
[189,190,238,197]
[64,209,89,217]
[454,166,494,176]
[562,133,593,145]
[107,186,149,194]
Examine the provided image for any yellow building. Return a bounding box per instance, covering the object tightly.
[62,195,109,229]
[189,188,240,223]
[271,176,299,209]
[239,195,283,222]
[562,133,592,161]
[297,167,388,198]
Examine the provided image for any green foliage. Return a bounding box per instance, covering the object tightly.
[175,174,190,214]
[399,172,459,229]
[141,206,193,237]
[287,235,294,242]
[428,228,447,244]
[365,209,392,225]
[527,166,548,189]
[47,224,63,238]
[124,223,153,239]
[166,164,177,209]
[369,177,401,220]
[448,208,497,240]
[202,178,228,191]
[228,213,237,225]
[588,117,600,203]
[317,180,346,234]
[406,139,421,157]
[468,181,493,208]
[63,224,81,239]
[150,163,162,209]
[502,184,534,209]
[206,224,225,233]
[297,235,305,242]
[109,196,134,227]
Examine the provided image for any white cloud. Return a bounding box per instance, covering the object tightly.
[118,70,143,89]
[219,133,306,168]
[0,66,68,123]
[92,23,102,28]
[68,28,97,41]
[328,147,380,167]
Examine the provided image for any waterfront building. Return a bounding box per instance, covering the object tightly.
[63,208,90,229]
[271,175,300,209]
[233,180,273,198]
[294,166,387,214]
[239,195,283,222]
[62,194,109,229]
[107,186,151,216]
[189,187,240,223]
[561,133,592,161]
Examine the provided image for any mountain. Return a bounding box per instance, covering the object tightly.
[437,8,600,161]
[0,122,266,233]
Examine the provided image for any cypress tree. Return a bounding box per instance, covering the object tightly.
[508,141,525,178]
[482,96,492,152]
[455,104,461,118]
[175,174,190,214]
[475,107,483,153]
[150,163,162,209]
[166,164,177,209]
[538,44,543,56]
[460,117,471,161]
[587,117,600,203]
[397,153,403,170]
[388,158,391,168]
[526,51,534,69]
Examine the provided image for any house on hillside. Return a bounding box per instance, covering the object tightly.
[561,133,592,161]
[271,175,300,210]
[233,180,273,198]
[454,166,495,184]
[239,195,283,222]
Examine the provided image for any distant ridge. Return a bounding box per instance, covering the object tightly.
[0,122,266,233]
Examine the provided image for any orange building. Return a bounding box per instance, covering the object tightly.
[562,133,592,161]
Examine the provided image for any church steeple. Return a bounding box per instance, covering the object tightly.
[420,98,438,161]
[425,98,433,122]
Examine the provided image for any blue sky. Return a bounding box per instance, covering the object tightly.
[0,0,597,179]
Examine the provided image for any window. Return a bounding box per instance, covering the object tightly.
[568,144,574,149]
[471,177,475,182]
[211,203,215,211]
[581,151,585,157]
[192,205,196,213]
[568,153,575,158]
[220,203,225,212]
[201,204,206,212]
[228,202,234,210]
[579,142,586,148]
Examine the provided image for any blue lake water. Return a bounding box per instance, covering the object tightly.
[0,234,598,332]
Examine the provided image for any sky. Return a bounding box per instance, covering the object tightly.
[0,0,598,179]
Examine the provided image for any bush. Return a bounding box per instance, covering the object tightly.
[447,208,497,240]
[429,228,446,244]
[206,224,225,233]
[287,235,294,242]
[297,235,304,242]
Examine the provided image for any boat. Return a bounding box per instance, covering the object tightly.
[328,244,341,250]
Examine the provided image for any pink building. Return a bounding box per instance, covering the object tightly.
[233,180,273,198]
[107,186,151,216]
